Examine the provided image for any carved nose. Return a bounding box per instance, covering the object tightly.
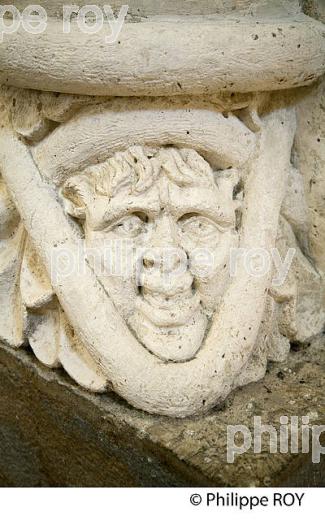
[151,214,178,246]
[142,215,187,274]
[142,247,185,273]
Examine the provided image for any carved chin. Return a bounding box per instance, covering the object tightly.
[128,295,207,362]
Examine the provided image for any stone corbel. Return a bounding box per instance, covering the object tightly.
[0,3,324,417]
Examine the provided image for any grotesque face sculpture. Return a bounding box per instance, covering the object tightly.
[63,146,239,362]
[2,94,311,417]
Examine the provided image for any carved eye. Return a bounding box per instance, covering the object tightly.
[112,213,148,238]
[178,214,221,242]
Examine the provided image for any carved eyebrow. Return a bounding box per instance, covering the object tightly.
[102,200,160,225]
[167,191,236,225]
[176,206,235,227]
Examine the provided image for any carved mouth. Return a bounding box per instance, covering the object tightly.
[135,288,201,327]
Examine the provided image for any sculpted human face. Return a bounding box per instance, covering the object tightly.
[63,147,239,361]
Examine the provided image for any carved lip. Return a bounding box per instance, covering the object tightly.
[136,289,201,327]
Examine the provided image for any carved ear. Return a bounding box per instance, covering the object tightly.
[61,175,94,220]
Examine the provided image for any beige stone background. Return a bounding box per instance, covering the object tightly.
[295,1,325,273]
[0,0,306,17]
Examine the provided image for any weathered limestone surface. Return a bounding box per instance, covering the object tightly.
[2,91,324,417]
[1,13,324,96]
[0,335,324,486]
[0,0,324,478]
[8,0,303,18]
[295,80,325,273]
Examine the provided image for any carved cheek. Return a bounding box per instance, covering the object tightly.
[188,230,239,281]
[83,231,139,319]
[189,230,239,313]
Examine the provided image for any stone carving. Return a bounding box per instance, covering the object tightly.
[61,145,240,363]
[0,3,324,417]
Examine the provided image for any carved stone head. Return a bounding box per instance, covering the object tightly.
[62,146,239,362]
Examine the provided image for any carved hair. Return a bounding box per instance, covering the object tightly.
[61,146,239,218]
